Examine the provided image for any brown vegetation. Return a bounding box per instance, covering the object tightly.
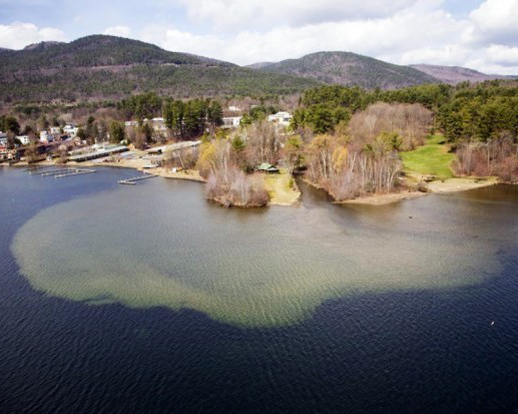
[454,133,518,182]
[305,133,402,201]
[197,139,270,207]
[348,102,433,151]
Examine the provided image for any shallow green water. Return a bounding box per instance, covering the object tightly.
[11,178,506,327]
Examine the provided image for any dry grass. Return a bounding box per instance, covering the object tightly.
[263,169,301,206]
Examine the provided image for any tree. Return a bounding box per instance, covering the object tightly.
[284,135,304,172]
[1,116,20,135]
[208,100,223,133]
[109,122,125,144]
[76,127,86,141]
[85,116,97,144]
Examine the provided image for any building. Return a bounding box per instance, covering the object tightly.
[228,105,240,112]
[50,126,61,134]
[222,116,243,128]
[68,145,129,162]
[124,121,138,127]
[1,132,8,160]
[63,124,79,137]
[256,162,280,173]
[16,135,30,145]
[40,131,51,142]
[268,111,293,126]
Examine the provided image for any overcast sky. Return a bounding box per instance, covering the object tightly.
[0,0,517,74]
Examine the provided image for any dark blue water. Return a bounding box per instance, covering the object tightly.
[1,167,518,413]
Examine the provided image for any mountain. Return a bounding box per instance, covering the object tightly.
[409,64,503,84]
[250,51,438,89]
[23,41,65,51]
[0,35,319,103]
[246,62,275,70]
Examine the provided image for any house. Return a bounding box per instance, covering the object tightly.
[267,111,293,126]
[50,126,61,134]
[256,162,280,173]
[0,131,7,147]
[228,105,240,112]
[222,116,243,128]
[16,135,30,145]
[63,124,79,137]
[40,131,50,142]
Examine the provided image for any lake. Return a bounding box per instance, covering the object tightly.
[1,166,518,413]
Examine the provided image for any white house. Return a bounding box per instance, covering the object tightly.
[0,131,7,146]
[40,131,49,142]
[63,124,79,137]
[50,126,61,134]
[16,135,30,145]
[222,116,243,128]
[228,105,240,112]
[267,112,293,126]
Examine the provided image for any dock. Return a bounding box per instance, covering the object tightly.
[118,174,158,185]
[54,169,96,178]
[30,168,71,176]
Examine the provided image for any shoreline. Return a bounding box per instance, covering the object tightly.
[303,175,501,206]
[425,177,499,193]
[6,160,502,207]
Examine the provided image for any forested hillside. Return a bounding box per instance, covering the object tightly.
[0,35,319,102]
[250,51,438,89]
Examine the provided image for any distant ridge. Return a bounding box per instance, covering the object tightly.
[249,51,439,89]
[409,64,507,84]
[246,62,275,70]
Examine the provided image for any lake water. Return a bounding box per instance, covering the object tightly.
[1,166,518,412]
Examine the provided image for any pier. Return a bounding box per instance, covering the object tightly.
[30,168,71,176]
[118,174,158,185]
[54,169,96,178]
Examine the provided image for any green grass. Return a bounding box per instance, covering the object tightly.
[400,135,455,179]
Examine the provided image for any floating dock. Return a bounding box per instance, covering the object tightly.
[54,169,96,178]
[118,174,158,185]
[30,168,71,176]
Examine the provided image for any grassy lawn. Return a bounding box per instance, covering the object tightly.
[263,169,301,205]
[400,135,455,179]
